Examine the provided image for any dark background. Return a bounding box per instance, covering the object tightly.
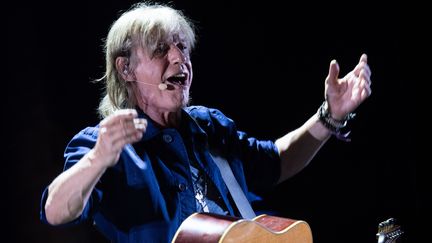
[5,0,418,242]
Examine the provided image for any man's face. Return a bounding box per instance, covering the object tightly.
[131,33,193,114]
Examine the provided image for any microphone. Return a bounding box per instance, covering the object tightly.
[158,83,168,90]
[131,81,168,91]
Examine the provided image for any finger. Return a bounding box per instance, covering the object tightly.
[351,77,361,99]
[108,127,143,151]
[327,59,340,85]
[110,119,143,141]
[353,61,371,78]
[359,69,371,86]
[126,130,144,144]
[116,129,143,146]
[114,108,138,117]
[133,118,147,131]
[116,118,146,146]
[358,75,372,99]
[119,118,146,137]
[97,109,143,152]
[102,109,138,127]
[362,63,371,78]
[360,84,372,100]
[353,54,370,77]
[99,115,138,141]
[119,119,127,138]
[350,74,364,99]
[101,115,143,138]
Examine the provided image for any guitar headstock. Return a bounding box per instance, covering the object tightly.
[376,218,403,243]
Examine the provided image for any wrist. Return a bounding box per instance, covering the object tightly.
[317,101,355,142]
[86,149,110,171]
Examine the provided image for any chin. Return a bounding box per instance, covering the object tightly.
[180,93,191,107]
[165,93,190,110]
[167,101,187,112]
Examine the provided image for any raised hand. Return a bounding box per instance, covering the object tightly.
[324,54,372,120]
[93,109,147,167]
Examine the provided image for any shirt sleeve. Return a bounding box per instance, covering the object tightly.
[39,126,103,226]
[235,130,281,194]
[206,107,281,195]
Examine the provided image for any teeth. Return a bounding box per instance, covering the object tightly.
[166,73,187,84]
[172,73,185,78]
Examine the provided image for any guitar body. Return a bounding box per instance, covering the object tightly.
[172,213,313,243]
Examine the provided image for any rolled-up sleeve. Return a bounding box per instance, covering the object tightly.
[39,127,103,226]
[207,107,281,195]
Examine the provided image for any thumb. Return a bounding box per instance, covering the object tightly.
[327,59,340,85]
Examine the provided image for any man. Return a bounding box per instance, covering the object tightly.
[41,2,371,242]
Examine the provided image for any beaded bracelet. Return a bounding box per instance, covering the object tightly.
[317,101,355,142]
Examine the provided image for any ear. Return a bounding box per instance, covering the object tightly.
[115,56,133,81]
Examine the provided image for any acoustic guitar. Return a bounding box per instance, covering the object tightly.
[172,212,313,243]
[376,218,403,243]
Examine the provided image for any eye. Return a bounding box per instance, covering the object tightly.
[153,42,169,57]
[176,42,187,52]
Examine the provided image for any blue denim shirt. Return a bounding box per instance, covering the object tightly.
[40,106,281,242]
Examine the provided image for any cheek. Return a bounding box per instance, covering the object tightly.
[187,62,193,80]
[136,63,163,81]
[137,70,154,81]
[133,86,146,103]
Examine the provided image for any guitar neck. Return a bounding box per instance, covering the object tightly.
[376,218,403,243]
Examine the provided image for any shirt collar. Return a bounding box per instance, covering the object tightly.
[136,107,207,142]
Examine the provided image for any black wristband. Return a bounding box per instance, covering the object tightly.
[317,101,355,141]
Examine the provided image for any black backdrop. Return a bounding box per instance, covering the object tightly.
[5,1,418,242]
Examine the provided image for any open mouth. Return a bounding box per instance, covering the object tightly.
[166,73,187,86]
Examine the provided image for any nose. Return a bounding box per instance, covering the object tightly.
[167,44,186,65]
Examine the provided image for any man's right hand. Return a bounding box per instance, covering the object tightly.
[93,109,147,168]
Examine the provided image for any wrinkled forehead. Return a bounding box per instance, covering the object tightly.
[139,31,189,57]
[147,30,188,45]
[134,12,194,53]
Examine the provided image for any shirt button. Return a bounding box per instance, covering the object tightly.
[163,134,173,143]
[178,183,187,192]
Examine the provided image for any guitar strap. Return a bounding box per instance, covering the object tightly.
[209,151,256,219]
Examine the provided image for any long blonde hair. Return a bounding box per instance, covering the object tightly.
[97,2,196,118]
